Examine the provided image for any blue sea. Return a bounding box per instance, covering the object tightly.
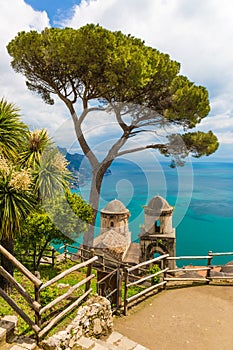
[76,160,233,266]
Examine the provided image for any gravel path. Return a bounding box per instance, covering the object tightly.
[113,285,233,350]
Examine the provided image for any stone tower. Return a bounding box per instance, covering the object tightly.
[100,199,131,242]
[140,195,176,269]
[94,199,131,260]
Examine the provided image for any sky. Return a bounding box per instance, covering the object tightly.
[0,0,233,162]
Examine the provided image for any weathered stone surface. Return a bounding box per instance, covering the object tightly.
[0,327,6,345]
[0,315,18,341]
[9,345,27,350]
[42,337,60,350]
[15,336,37,350]
[93,318,102,335]
[92,343,108,349]
[1,315,18,325]
[106,331,123,344]
[42,295,113,350]
[76,335,95,349]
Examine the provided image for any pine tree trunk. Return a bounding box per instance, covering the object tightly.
[83,165,107,247]
[0,237,14,293]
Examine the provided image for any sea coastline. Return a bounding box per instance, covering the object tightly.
[74,160,233,265]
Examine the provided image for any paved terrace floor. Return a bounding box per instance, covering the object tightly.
[113,285,233,350]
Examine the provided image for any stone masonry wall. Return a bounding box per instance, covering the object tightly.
[42,295,113,350]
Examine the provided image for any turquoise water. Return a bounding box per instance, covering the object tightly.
[76,160,233,265]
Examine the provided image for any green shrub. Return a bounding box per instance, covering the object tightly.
[148,264,161,285]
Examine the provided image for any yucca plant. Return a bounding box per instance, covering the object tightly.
[20,129,71,201]
[0,157,36,292]
[0,98,28,160]
[19,128,52,169]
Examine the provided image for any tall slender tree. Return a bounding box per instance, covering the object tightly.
[7,25,219,246]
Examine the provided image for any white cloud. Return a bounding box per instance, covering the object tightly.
[63,0,233,155]
[0,0,70,136]
[216,131,233,145]
[0,0,232,160]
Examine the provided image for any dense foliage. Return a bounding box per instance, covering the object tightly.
[16,191,93,270]
[0,99,93,290]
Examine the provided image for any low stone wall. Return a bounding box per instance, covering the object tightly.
[42,295,113,350]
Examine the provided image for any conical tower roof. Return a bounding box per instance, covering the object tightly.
[145,195,173,215]
[147,195,172,211]
[101,199,129,214]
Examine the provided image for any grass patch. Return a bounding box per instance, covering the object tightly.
[126,285,145,298]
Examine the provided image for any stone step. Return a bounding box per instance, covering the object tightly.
[94,338,119,349]
[0,315,40,350]
[105,331,149,349]
[0,342,41,350]
[0,340,39,350]
[0,315,18,344]
[0,326,7,346]
[75,335,96,349]
[76,332,150,350]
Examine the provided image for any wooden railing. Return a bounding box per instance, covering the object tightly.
[0,245,97,341]
[123,251,233,315]
[56,245,233,315]
[123,254,169,315]
[166,251,233,282]
[59,243,131,272]
[15,246,56,268]
[3,242,232,336]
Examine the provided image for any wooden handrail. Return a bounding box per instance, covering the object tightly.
[165,277,209,282]
[0,245,42,287]
[127,268,169,287]
[0,267,41,312]
[126,281,167,303]
[167,267,210,273]
[39,274,95,315]
[211,252,233,256]
[39,256,98,290]
[0,287,40,333]
[38,288,92,338]
[127,254,169,272]
[167,255,210,260]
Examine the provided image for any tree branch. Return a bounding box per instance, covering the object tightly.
[110,103,129,132]
[117,143,167,157]
[78,106,106,126]
[65,102,100,169]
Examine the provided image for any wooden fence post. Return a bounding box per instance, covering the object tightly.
[101,254,105,272]
[64,244,68,259]
[162,257,167,289]
[34,271,41,329]
[117,268,122,309]
[51,248,55,267]
[78,248,83,262]
[85,249,94,292]
[206,251,213,283]
[123,269,129,316]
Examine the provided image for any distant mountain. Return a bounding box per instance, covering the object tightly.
[58,146,112,187]
[57,147,92,187]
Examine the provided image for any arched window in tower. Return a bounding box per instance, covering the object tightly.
[155,220,160,233]
[110,221,114,228]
